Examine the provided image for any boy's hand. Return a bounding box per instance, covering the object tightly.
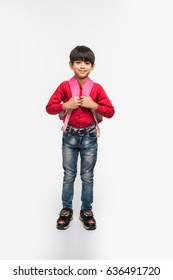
[62,97,81,110]
[80,96,98,111]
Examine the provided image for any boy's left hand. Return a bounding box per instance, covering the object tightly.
[80,96,98,111]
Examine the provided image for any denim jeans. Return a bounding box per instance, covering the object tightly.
[61,128,98,210]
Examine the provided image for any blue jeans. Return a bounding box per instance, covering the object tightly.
[61,127,98,210]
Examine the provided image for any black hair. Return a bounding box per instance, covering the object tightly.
[69,45,95,66]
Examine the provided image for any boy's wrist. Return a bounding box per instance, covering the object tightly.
[91,101,98,111]
[62,103,67,110]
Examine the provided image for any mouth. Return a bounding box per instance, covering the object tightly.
[78,70,87,73]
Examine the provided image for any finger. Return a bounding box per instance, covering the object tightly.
[77,100,82,105]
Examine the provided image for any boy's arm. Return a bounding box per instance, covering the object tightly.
[45,84,64,115]
[46,82,82,114]
[96,101,115,118]
[93,85,115,118]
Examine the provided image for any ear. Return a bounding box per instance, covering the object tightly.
[91,64,95,71]
[69,62,73,70]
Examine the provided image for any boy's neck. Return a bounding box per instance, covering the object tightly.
[75,76,89,87]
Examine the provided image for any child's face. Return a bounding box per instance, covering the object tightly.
[69,60,94,79]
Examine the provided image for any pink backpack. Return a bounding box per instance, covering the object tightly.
[59,76,102,137]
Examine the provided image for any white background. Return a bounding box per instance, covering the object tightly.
[0,0,173,260]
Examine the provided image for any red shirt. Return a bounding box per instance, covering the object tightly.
[46,80,115,128]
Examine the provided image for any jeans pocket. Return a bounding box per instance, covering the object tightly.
[62,132,70,141]
[63,131,68,137]
[88,129,97,139]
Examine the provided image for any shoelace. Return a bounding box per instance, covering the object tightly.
[83,210,93,216]
[61,210,70,217]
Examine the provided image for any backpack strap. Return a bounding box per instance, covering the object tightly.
[68,75,94,97]
[69,76,80,97]
[91,111,100,137]
[61,76,100,137]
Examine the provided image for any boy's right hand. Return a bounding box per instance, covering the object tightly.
[62,97,81,110]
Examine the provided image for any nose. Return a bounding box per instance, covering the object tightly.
[80,61,86,68]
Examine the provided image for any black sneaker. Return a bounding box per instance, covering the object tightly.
[80,210,96,230]
[56,208,73,230]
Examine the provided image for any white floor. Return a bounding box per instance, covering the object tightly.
[1,143,173,260]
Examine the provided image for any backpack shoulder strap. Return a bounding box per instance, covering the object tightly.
[61,76,78,132]
[83,78,101,136]
[61,76,100,136]
[68,76,94,97]
[82,77,94,96]
[68,76,80,97]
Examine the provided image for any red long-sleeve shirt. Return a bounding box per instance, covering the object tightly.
[46,80,115,128]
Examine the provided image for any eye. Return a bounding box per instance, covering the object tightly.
[85,61,91,65]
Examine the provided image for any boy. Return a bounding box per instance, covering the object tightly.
[46,45,115,230]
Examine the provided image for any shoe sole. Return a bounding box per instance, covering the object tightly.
[79,217,96,230]
[56,217,73,230]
